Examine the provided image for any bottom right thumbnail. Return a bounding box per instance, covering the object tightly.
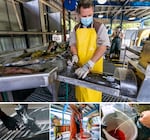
[101,103,150,140]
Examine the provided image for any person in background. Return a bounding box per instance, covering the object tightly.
[69,0,110,102]
[0,108,19,130]
[109,26,123,59]
[52,116,62,140]
[87,117,93,133]
[69,104,86,140]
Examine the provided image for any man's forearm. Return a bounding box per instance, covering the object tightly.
[70,45,77,55]
[91,46,106,63]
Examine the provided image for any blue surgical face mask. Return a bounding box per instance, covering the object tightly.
[81,16,93,27]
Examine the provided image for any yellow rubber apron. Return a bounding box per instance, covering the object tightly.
[75,27,103,102]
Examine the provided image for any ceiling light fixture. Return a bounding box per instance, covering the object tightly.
[128,17,136,20]
[97,0,107,4]
[98,14,104,18]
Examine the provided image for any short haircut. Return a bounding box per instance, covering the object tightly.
[77,0,94,13]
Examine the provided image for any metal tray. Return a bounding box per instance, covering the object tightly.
[0,66,57,92]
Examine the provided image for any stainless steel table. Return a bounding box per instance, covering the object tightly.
[0,66,58,101]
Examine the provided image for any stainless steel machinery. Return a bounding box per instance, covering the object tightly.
[57,66,138,102]
[57,41,150,102]
[0,40,150,102]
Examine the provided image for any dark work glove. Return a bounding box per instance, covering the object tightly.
[1,116,19,130]
[136,115,150,140]
[0,108,19,130]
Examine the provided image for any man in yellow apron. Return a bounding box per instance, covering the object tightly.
[69,0,110,102]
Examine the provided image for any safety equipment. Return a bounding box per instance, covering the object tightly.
[72,54,79,64]
[75,60,95,79]
[81,16,93,27]
[75,27,103,102]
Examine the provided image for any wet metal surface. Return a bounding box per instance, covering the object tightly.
[58,66,138,101]
[58,66,121,97]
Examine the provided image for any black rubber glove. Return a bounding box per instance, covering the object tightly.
[135,115,150,140]
[0,109,19,130]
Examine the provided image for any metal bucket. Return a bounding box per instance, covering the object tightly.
[102,111,137,140]
[76,132,92,140]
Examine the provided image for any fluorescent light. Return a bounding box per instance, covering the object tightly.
[128,17,136,20]
[97,0,107,4]
[98,14,104,18]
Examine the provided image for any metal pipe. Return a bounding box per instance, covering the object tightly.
[120,7,124,29]
[126,47,141,56]
[68,12,71,33]
[62,0,66,41]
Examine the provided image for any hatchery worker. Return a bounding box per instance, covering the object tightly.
[69,104,86,140]
[69,0,110,102]
[109,26,123,58]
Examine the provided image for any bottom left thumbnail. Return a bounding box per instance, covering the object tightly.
[0,104,49,140]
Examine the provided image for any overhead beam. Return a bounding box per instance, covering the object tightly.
[94,1,123,7]
[7,0,20,4]
[112,0,130,19]
[111,7,120,16]
[94,8,136,14]
[94,1,150,7]
[40,0,71,21]
[123,8,130,15]
[136,9,150,17]
[83,109,97,117]
[15,0,24,3]
[138,11,150,18]
[125,8,141,16]
[129,1,150,7]
[94,15,140,22]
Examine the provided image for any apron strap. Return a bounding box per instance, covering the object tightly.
[93,19,102,33]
